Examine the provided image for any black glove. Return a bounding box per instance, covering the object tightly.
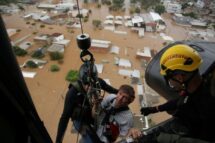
[140,107,158,116]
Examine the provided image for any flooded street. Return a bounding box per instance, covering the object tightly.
[2,1,197,142]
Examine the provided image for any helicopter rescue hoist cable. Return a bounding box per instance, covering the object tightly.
[74,0,104,142]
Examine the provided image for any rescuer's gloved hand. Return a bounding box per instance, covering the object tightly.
[140,107,158,116]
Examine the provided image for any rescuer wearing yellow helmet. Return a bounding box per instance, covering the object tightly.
[140,44,215,143]
[160,44,202,94]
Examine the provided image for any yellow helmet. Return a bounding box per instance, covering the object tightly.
[160,44,202,76]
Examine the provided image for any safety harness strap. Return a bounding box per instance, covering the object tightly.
[101,105,129,142]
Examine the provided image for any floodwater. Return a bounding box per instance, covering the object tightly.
[1,1,192,142]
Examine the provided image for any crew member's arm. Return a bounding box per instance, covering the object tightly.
[141,98,179,116]
[55,87,78,143]
[157,98,179,111]
[98,78,118,94]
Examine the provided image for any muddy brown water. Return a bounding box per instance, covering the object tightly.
[2,3,192,142]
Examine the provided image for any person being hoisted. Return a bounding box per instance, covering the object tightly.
[55,61,118,143]
[95,84,142,143]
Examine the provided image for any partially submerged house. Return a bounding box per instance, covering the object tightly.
[47,44,64,53]
[136,47,152,62]
[37,4,56,10]
[124,15,132,27]
[118,58,132,68]
[160,33,174,42]
[67,22,81,28]
[124,15,131,20]
[51,33,70,47]
[106,15,114,20]
[23,12,54,24]
[165,2,182,14]
[37,3,77,11]
[55,3,77,11]
[138,28,144,37]
[131,69,141,84]
[6,28,17,37]
[22,71,37,78]
[104,20,114,25]
[25,13,43,21]
[53,40,70,48]
[90,39,111,53]
[69,9,89,17]
[18,41,33,50]
[51,33,64,42]
[190,20,207,28]
[114,20,123,26]
[110,45,120,54]
[118,69,133,77]
[140,12,166,32]
[149,12,166,32]
[34,34,52,45]
[118,69,141,84]
[125,20,133,27]
[137,84,144,97]
[131,16,144,28]
[114,17,123,26]
[114,31,127,35]
[115,16,123,20]
[172,13,192,26]
[0,5,20,14]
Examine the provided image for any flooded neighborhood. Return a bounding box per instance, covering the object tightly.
[1,0,215,142]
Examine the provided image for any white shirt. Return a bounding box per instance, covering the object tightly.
[96,94,134,143]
